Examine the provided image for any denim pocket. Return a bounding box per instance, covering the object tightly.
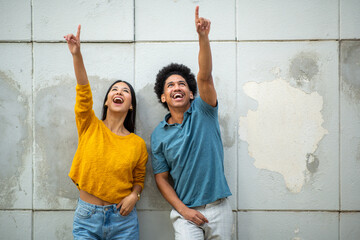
[75,205,94,219]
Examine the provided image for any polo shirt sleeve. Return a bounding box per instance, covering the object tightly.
[195,97,218,119]
[150,132,170,174]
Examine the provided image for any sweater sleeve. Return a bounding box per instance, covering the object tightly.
[74,83,95,137]
[132,140,148,189]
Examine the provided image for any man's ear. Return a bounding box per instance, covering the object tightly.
[161,94,166,103]
[190,92,194,100]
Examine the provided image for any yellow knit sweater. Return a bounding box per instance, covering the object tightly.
[69,83,148,204]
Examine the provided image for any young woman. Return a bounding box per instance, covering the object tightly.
[64,25,148,240]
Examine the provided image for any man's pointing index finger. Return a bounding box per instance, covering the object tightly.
[195,6,199,21]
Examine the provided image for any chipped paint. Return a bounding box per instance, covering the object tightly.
[239,78,328,193]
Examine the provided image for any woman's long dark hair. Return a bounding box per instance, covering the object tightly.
[101,80,136,133]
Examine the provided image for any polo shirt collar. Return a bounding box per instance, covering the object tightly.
[160,103,193,128]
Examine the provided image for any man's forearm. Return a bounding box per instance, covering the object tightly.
[155,174,188,214]
[198,34,212,83]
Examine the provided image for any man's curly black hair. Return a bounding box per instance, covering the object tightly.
[154,63,197,110]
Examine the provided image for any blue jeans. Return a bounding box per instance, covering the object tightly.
[73,198,139,240]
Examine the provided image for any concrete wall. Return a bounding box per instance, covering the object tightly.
[0,0,359,239]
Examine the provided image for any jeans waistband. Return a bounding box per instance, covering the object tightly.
[77,198,118,212]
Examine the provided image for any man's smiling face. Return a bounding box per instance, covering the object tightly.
[161,74,194,111]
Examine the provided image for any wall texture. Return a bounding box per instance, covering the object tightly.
[0,0,359,239]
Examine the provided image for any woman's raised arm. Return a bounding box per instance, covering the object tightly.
[64,25,89,85]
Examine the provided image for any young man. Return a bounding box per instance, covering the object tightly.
[151,6,233,239]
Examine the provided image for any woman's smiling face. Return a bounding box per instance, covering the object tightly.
[105,82,133,113]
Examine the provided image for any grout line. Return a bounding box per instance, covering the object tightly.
[2,209,360,213]
[234,0,240,239]
[234,0,238,41]
[338,1,341,240]
[235,209,360,213]
[3,39,360,44]
[30,0,34,239]
[133,0,136,90]
[0,209,356,213]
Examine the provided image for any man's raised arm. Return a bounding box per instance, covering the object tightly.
[195,6,217,107]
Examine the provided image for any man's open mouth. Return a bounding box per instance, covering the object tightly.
[172,93,184,99]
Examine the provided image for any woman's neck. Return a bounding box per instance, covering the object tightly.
[103,112,130,136]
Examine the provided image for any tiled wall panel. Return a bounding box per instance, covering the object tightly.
[340,0,360,39]
[340,212,360,239]
[0,43,33,209]
[33,43,134,209]
[135,0,235,41]
[34,211,74,240]
[0,0,31,41]
[0,211,32,240]
[238,211,338,240]
[33,0,134,41]
[237,41,339,210]
[340,41,360,210]
[237,0,338,40]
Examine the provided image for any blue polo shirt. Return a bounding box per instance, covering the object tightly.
[151,97,231,208]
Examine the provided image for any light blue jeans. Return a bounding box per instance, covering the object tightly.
[170,198,233,240]
[73,198,139,240]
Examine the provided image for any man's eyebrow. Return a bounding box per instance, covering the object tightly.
[167,80,186,85]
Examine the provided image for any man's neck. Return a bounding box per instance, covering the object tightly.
[167,105,190,124]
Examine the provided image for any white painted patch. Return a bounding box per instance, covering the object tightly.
[239,78,328,193]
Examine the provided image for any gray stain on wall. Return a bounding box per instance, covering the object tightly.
[35,76,116,208]
[289,52,319,94]
[341,41,360,163]
[35,82,79,208]
[341,41,360,103]
[0,71,31,208]
[219,113,235,149]
[306,153,319,173]
[136,84,171,209]
[289,52,319,83]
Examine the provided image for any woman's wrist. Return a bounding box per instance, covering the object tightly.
[132,190,141,201]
